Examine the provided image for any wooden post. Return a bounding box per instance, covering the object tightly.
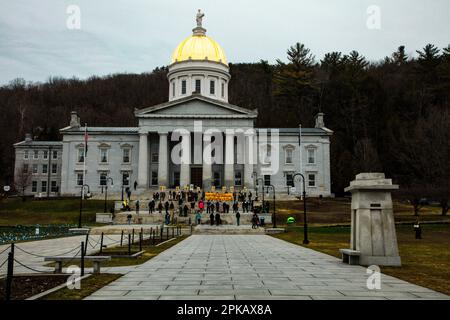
[100,232,104,254]
[5,243,14,301]
[80,242,85,276]
[128,233,131,256]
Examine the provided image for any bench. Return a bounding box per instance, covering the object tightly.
[44,256,111,274]
[339,249,361,265]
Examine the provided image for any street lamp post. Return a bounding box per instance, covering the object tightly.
[79,184,90,228]
[264,184,276,228]
[103,177,114,213]
[292,173,309,244]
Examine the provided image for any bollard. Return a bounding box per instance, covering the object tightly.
[166,227,169,240]
[139,232,142,251]
[132,229,135,244]
[120,230,124,246]
[172,227,174,238]
[128,234,131,256]
[5,243,14,301]
[81,242,85,276]
[160,227,163,242]
[100,232,104,254]
[85,233,89,253]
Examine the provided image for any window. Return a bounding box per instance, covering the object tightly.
[51,181,58,192]
[151,171,158,186]
[181,80,187,94]
[285,148,293,164]
[41,181,47,193]
[308,174,316,187]
[77,173,84,186]
[99,172,107,186]
[172,82,175,97]
[23,164,29,173]
[100,149,108,163]
[42,164,48,174]
[123,148,130,163]
[286,173,294,187]
[152,152,159,163]
[307,148,315,164]
[78,148,84,163]
[31,181,37,192]
[43,150,48,160]
[52,150,58,159]
[234,171,242,186]
[221,82,225,97]
[122,172,130,186]
[51,163,57,174]
[32,164,38,174]
[264,175,271,186]
[264,145,271,164]
[24,150,29,160]
[195,79,201,93]
[209,80,215,95]
[33,150,39,159]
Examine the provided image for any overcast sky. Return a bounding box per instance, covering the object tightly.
[1,0,449,85]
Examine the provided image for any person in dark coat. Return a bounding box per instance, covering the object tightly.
[215,212,221,226]
[210,212,215,226]
[157,202,163,214]
[164,201,170,214]
[183,204,189,216]
[236,211,241,226]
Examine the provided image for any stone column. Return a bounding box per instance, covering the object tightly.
[158,132,169,187]
[137,132,148,188]
[180,132,191,188]
[244,131,256,189]
[202,133,212,191]
[224,132,234,188]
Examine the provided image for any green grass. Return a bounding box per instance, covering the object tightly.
[0,198,114,226]
[272,224,450,295]
[41,274,122,300]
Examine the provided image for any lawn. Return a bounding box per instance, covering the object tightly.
[0,198,114,226]
[272,224,450,295]
[41,274,122,300]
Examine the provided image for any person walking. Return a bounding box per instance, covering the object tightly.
[209,212,215,226]
[195,211,202,225]
[135,200,140,215]
[165,211,170,225]
[127,214,132,225]
[164,201,169,214]
[215,212,221,226]
[236,211,241,226]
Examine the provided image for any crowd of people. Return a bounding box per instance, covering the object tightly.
[121,189,270,227]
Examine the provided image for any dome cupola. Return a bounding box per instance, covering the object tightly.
[168,10,231,102]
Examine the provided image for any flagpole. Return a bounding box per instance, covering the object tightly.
[82,123,87,200]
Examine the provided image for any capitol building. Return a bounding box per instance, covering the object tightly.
[14,13,333,198]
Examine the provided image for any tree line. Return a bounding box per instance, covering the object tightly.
[0,43,448,214]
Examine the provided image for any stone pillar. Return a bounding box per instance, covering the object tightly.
[137,132,148,188]
[203,133,212,191]
[158,132,169,187]
[180,132,191,188]
[224,132,234,188]
[244,131,256,189]
[341,173,401,266]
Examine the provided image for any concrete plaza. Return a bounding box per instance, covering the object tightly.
[86,235,449,300]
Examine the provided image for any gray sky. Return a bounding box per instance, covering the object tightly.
[1,0,449,85]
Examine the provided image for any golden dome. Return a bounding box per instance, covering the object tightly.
[171,34,228,65]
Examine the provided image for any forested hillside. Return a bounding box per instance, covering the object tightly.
[1,43,449,201]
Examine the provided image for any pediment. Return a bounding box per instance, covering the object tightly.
[135,95,257,118]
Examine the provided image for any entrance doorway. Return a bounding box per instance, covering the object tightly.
[191,167,203,188]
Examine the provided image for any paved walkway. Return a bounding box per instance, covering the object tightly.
[0,234,124,275]
[86,235,449,300]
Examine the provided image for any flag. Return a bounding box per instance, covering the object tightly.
[84,124,88,156]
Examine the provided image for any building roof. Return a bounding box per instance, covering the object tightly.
[60,126,139,134]
[13,140,63,148]
[256,128,333,136]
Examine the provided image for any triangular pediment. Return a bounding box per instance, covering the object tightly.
[135,95,257,118]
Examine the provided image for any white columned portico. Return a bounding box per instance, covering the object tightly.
[203,133,212,190]
[244,131,255,189]
[158,132,169,187]
[180,132,191,188]
[137,132,148,188]
[224,132,234,188]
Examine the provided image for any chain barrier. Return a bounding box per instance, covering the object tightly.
[14,244,80,258]
[0,246,10,256]
[13,258,51,274]
[0,257,8,269]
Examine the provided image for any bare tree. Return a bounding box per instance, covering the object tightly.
[14,164,32,201]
